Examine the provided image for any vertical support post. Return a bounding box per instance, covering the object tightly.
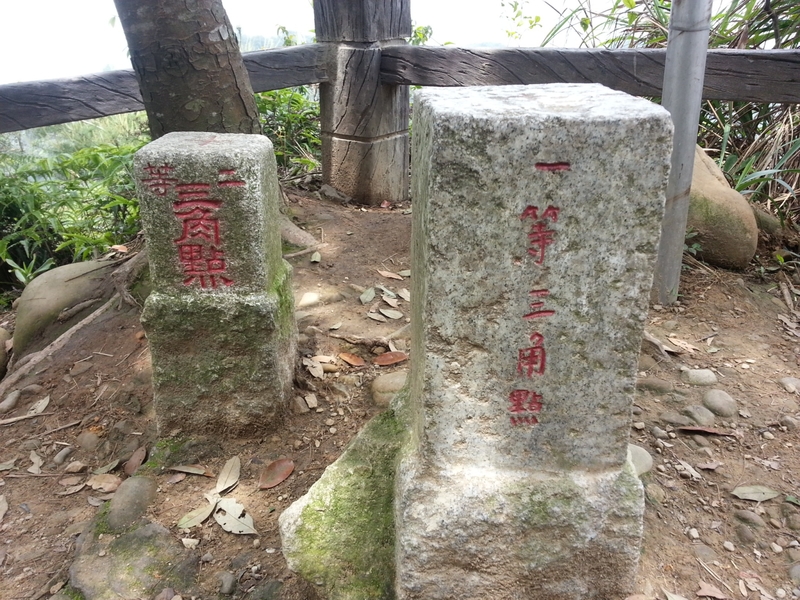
[314,0,412,206]
[652,0,712,304]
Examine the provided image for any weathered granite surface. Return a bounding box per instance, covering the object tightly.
[134,133,296,436]
[396,84,672,599]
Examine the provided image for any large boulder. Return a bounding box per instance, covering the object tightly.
[688,146,758,270]
[13,260,116,360]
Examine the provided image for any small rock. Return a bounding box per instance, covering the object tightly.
[292,396,310,414]
[638,354,657,371]
[773,542,785,553]
[681,369,718,386]
[645,483,667,504]
[636,377,673,393]
[763,430,775,440]
[682,405,716,426]
[201,553,214,563]
[703,389,738,417]
[723,541,735,552]
[790,563,800,585]
[787,548,800,562]
[771,519,783,529]
[628,444,653,476]
[781,415,800,431]
[371,370,408,408]
[736,524,757,544]
[735,509,767,529]
[659,411,694,427]
[76,431,101,451]
[0,390,20,414]
[53,446,74,465]
[113,420,134,435]
[631,405,643,416]
[71,361,93,376]
[18,438,41,451]
[19,384,44,397]
[781,377,800,393]
[219,571,237,595]
[651,426,669,439]
[776,589,786,599]
[106,477,158,532]
[693,543,717,562]
[688,528,700,540]
[789,515,800,531]
[663,320,679,331]
[632,421,646,430]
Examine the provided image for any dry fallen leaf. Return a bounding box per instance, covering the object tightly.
[0,495,7,524]
[214,497,257,535]
[696,580,729,599]
[27,395,50,415]
[64,461,87,473]
[339,353,366,367]
[382,295,399,308]
[359,287,376,305]
[56,483,86,496]
[167,472,186,484]
[215,456,241,494]
[377,269,404,281]
[258,458,295,489]
[731,485,780,502]
[0,458,17,472]
[398,288,411,302]
[329,322,342,330]
[167,465,212,477]
[177,496,218,529]
[86,474,122,493]
[27,451,43,475]
[110,244,128,252]
[379,308,404,320]
[373,352,408,366]
[59,476,83,486]
[367,312,387,323]
[124,446,147,476]
[312,355,336,364]
[93,459,120,475]
[302,357,324,379]
[667,337,699,353]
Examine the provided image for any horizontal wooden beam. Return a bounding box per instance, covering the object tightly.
[0,44,329,133]
[380,46,800,103]
[3,45,800,134]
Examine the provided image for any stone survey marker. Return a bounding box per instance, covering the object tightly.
[134,132,295,436]
[396,84,673,599]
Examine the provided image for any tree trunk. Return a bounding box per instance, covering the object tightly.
[113,0,260,138]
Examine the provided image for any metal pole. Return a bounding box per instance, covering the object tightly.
[652,0,712,305]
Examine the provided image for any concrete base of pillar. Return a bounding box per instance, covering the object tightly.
[141,262,296,437]
[394,456,644,600]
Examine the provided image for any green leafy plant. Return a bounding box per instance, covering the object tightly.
[255,87,321,177]
[0,140,145,285]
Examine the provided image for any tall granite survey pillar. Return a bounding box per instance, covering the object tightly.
[395,85,672,599]
[134,132,296,437]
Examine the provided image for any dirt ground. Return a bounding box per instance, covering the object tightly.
[2,189,800,600]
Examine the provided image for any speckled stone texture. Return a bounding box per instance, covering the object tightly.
[395,84,672,599]
[134,133,296,436]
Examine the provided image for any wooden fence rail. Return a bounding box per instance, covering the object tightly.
[3,46,799,135]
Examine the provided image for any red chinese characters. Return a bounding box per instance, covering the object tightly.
[143,164,245,289]
[510,204,560,426]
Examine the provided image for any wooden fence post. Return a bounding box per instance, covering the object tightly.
[314,0,411,206]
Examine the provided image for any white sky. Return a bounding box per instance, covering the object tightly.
[0,0,602,85]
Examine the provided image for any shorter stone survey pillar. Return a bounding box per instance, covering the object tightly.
[134,132,296,437]
[395,85,673,599]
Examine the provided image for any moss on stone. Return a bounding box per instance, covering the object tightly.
[285,411,406,600]
[61,585,86,600]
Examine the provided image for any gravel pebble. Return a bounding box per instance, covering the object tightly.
[723,541,735,552]
[219,571,236,595]
[681,368,718,386]
[683,405,715,426]
[703,389,738,417]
